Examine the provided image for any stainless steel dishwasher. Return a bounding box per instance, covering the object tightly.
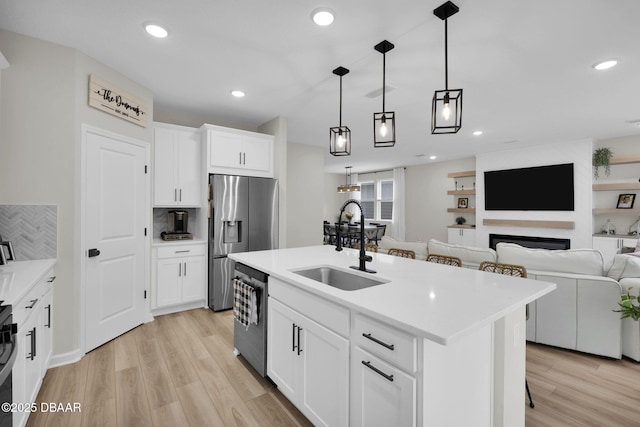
[233,262,268,376]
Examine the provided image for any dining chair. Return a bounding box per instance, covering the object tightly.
[354,242,379,252]
[375,224,387,242]
[387,248,416,259]
[478,261,534,409]
[323,221,336,245]
[364,227,379,244]
[426,253,462,267]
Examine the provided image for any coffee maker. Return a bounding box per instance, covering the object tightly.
[161,210,193,240]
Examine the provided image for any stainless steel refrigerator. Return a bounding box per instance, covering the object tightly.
[208,174,278,311]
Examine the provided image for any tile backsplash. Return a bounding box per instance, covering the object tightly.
[0,205,57,261]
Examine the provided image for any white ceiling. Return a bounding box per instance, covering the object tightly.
[1,0,639,173]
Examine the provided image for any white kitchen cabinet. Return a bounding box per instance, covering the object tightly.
[202,124,273,177]
[268,297,349,427]
[351,346,416,427]
[154,123,201,207]
[447,227,476,246]
[12,267,55,427]
[592,235,638,268]
[152,243,206,313]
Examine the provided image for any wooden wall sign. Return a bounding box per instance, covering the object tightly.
[88,74,149,127]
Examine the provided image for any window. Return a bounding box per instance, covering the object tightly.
[360,179,393,221]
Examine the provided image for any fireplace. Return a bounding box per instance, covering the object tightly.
[489,233,570,250]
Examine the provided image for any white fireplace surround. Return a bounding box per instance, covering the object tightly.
[476,139,593,250]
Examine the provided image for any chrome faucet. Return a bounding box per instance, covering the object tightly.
[335,199,376,273]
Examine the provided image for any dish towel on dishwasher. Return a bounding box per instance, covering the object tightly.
[233,278,257,330]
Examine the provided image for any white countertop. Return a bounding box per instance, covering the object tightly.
[152,238,207,247]
[0,259,57,306]
[229,246,556,345]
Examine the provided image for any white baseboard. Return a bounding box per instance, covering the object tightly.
[151,300,207,317]
[48,348,84,369]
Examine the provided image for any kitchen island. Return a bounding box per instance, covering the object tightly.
[230,245,556,427]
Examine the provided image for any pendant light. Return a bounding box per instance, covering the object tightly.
[431,1,463,134]
[330,66,351,156]
[373,40,396,147]
[337,166,360,193]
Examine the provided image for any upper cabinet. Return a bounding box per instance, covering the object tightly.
[154,123,201,207]
[202,124,274,178]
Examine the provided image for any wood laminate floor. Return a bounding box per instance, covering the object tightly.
[27,308,640,426]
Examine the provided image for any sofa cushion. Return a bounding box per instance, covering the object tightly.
[496,242,604,276]
[619,254,640,279]
[607,254,629,280]
[427,239,496,266]
[378,236,428,260]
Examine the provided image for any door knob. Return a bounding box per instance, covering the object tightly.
[88,248,101,258]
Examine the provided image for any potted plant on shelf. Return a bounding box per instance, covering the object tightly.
[593,147,613,179]
[344,211,353,224]
[455,216,466,225]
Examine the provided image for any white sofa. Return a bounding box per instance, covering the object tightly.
[495,242,623,359]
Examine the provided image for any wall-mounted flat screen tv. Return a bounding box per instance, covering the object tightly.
[484,163,574,211]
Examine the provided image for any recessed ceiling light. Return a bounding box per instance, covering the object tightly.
[472,130,483,136]
[144,23,168,38]
[231,90,245,98]
[627,120,640,128]
[592,59,619,70]
[311,8,335,26]
[430,155,437,160]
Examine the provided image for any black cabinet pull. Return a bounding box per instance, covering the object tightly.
[362,333,395,350]
[47,276,56,283]
[45,305,51,328]
[27,327,37,360]
[26,299,38,309]
[362,360,394,382]
[292,323,297,352]
[297,326,303,355]
[88,248,100,258]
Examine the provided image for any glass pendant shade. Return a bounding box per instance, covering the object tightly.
[373,111,396,147]
[330,66,351,156]
[373,40,396,147]
[330,126,351,156]
[431,88,462,134]
[431,1,463,134]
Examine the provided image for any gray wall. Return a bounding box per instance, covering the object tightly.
[0,29,153,357]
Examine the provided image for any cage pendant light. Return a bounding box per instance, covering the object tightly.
[337,166,360,193]
[431,1,463,134]
[330,66,351,156]
[373,40,396,147]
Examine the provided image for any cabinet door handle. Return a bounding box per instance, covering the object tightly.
[45,305,51,328]
[362,333,395,350]
[27,327,37,360]
[175,188,178,201]
[239,152,242,165]
[243,152,246,165]
[178,263,182,277]
[297,325,303,355]
[179,188,182,201]
[47,276,56,283]
[362,360,394,382]
[175,250,190,253]
[292,323,297,352]
[26,299,38,309]
[183,262,187,276]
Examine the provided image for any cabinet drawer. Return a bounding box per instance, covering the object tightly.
[156,244,206,259]
[270,278,350,337]
[353,314,417,373]
[14,269,55,329]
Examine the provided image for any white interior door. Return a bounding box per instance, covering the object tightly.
[84,126,149,352]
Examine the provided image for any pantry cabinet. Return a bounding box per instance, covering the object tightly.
[153,123,201,207]
[152,243,206,313]
[202,124,273,178]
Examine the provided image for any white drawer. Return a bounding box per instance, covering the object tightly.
[156,243,206,259]
[269,277,350,337]
[353,313,417,373]
[13,269,55,329]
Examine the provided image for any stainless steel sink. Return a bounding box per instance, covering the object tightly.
[292,266,389,291]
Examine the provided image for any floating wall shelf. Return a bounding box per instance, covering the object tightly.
[447,170,475,178]
[483,219,575,230]
[592,208,640,216]
[447,189,476,196]
[593,182,640,191]
[448,208,476,213]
